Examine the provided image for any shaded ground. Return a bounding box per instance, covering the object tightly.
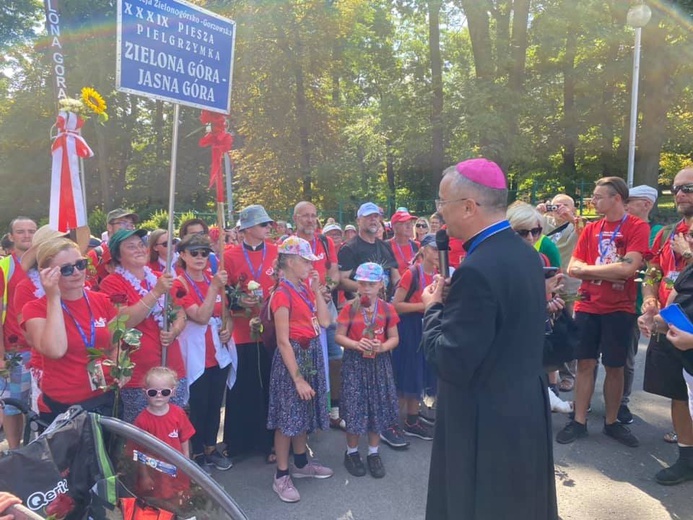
[2,338,690,519]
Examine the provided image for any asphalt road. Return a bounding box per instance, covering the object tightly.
[210,338,692,520]
[1,338,689,519]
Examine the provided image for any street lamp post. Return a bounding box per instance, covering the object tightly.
[626,2,652,188]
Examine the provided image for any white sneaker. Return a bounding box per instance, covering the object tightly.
[549,387,573,414]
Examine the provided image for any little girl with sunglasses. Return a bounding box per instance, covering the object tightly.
[133,366,195,500]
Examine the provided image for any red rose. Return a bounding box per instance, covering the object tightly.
[109,293,128,305]
[175,287,187,299]
[238,273,248,284]
[359,295,371,308]
[7,335,18,345]
[643,251,654,262]
[614,238,625,249]
[45,493,75,519]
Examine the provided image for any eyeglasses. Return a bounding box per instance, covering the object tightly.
[515,227,543,238]
[435,198,480,210]
[415,223,428,229]
[156,241,169,248]
[673,184,693,195]
[188,249,211,258]
[591,194,614,201]
[112,220,135,230]
[59,259,88,276]
[146,388,173,397]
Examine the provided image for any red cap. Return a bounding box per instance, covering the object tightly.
[391,210,417,224]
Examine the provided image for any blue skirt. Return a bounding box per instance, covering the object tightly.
[392,312,436,399]
[267,337,329,437]
[340,349,398,435]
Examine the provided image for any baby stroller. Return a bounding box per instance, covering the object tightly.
[0,398,247,520]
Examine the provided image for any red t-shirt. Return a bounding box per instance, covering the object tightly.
[304,234,337,285]
[448,237,466,269]
[398,265,435,305]
[223,242,278,344]
[22,291,117,404]
[651,219,688,306]
[0,253,29,351]
[87,243,112,283]
[172,276,222,368]
[573,214,650,314]
[387,239,419,275]
[133,404,194,498]
[337,299,399,342]
[13,277,44,372]
[99,271,185,387]
[270,280,319,342]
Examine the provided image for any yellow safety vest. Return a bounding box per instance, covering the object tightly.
[0,254,15,324]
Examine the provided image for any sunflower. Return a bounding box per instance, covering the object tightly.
[81,87,107,116]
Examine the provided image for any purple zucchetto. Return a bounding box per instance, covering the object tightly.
[455,158,507,190]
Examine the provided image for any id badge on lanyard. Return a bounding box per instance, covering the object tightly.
[669,271,681,283]
[311,316,320,336]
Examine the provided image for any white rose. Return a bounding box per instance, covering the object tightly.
[247,280,261,291]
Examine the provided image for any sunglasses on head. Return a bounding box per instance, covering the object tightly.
[146,388,172,397]
[516,227,543,238]
[60,259,88,277]
[673,184,693,195]
[188,249,211,258]
[415,223,428,228]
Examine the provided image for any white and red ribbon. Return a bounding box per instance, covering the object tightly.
[50,111,93,232]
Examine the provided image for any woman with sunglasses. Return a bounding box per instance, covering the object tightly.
[413,218,430,243]
[99,228,188,423]
[507,202,561,268]
[172,234,234,471]
[147,229,177,273]
[507,202,573,412]
[22,238,122,423]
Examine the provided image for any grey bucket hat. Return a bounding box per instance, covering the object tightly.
[238,204,273,231]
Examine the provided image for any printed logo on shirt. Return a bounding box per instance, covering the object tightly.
[595,234,621,265]
[374,327,385,336]
[265,267,275,276]
[94,317,107,328]
[215,295,222,303]
[168,429,179,439]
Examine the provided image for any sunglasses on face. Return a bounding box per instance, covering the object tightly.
[516,227,543,238]
[60,259,88,277]
[415,223,428,229]
[188,249,211,258]
[259,222,271,227]
[156,241,169,248]
[146,388,173,397]
[673,184,693,195]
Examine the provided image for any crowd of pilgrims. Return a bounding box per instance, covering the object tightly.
[4,171,693,504]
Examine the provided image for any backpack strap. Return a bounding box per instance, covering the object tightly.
[317,233,332,269]
[654,223,677,257]
[546,222,570,237]
[403,264,420,303]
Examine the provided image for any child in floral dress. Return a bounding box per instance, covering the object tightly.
[266,237,334,503]
[335,262,400,478]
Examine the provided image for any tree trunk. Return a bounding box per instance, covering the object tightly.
[634,18,676,188]
[508,0,530,93]
[561,27,578,189]
[293,38,312,201]
[429,0,444,196]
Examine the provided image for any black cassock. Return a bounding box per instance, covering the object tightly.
[422,226,558,520]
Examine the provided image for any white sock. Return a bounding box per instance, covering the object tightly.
[368,445,378,456]
[330,407,340,420]
[347,446,358,455]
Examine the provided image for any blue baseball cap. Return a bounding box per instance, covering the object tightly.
[357,202,380,218]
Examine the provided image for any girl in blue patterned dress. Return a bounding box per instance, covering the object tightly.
[335,262,400,479]
[266,237,334,503]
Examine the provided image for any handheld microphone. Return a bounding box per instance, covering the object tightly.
[436,229,449,277]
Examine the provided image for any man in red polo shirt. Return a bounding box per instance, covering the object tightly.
[641,168,693,485]
[222,204,278,463]
[388,209,419,275]
[0,216,36,449]
[557,177,649,448]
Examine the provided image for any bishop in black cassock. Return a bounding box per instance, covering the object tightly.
[422,158,558,520]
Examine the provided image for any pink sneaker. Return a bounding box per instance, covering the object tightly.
[291,461,334,479]
[273,474,300,503]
